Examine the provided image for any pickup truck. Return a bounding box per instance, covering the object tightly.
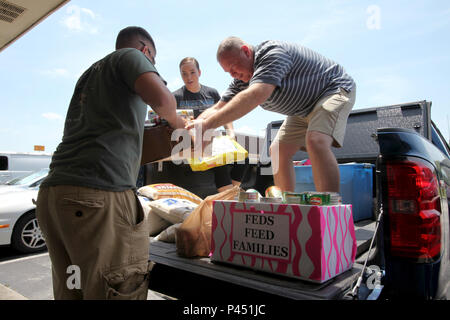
[143,100,450,300]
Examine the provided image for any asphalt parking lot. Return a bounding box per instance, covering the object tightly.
[0,247,169,300]
[0,247,52,299]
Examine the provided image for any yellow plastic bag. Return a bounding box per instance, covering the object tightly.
[175,186,241,257]
[187,135,248,171]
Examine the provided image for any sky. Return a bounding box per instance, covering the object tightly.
[1,0,450,153]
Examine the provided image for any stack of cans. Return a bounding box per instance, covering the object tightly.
[282,191,342,205]
[235,186,342,206]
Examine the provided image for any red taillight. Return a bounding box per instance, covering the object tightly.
[386,159,442,261]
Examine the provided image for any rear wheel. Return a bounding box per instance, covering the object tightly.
[11,211,46,253]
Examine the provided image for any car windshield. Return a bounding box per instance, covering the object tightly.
[5,168,49,186]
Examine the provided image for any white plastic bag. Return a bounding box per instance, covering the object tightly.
[138,196,171,236]
[148,198,198,224]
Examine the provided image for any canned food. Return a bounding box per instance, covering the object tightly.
[282,192,304,204]
[260,197,283,203]
[265,186,283,198]
[325,192,342,205]
[299,192,309,205]
[281,191,340,205]
[238,190,260,202]
[246,189,262,198]
[305,192,331,205]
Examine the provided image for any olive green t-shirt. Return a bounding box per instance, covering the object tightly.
[41,48,158,191]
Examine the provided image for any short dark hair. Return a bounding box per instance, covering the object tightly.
[179,57,200,70]
[115,26,156,51]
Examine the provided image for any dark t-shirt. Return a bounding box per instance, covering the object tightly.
[41,48,159,191]
[172,85,220,117]
[171,84,231,189]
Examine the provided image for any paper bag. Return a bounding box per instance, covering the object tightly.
[175,186,241,257]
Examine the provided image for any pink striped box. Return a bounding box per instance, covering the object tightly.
[211,201,357,283]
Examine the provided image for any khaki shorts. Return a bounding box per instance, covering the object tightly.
[274,86,356,150]
[36,185,151,300]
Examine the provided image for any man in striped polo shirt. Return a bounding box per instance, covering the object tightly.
[187,36,356,194]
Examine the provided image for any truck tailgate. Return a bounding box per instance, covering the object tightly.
[148,220,376,300]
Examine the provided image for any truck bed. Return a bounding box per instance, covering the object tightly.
[148,220,376,300]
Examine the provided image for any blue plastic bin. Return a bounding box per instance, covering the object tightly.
[294,163,374,222]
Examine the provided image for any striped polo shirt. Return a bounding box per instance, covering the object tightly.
[221,40,355,117]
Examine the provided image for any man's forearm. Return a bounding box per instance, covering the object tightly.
[134,72,186,129]
[204,83,274,130]
[197,100,226,120]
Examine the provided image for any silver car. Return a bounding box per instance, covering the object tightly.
[0,169,48,253]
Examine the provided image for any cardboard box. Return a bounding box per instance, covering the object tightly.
[141,124,177,165]
[211,201,357,283]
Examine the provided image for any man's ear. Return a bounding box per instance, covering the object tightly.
[241,45,251,58]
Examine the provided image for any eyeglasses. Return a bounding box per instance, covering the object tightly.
[139,40,156,65]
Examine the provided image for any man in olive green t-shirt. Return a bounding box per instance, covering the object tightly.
[36,26,186,300]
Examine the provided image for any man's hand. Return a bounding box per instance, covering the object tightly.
[226,127,236,141]
[185,117,202,131]
[185,118,214,158]
[172,114,188,130]
[197,83,275,131]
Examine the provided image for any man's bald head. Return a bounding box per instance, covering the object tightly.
[216,36,247,61]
